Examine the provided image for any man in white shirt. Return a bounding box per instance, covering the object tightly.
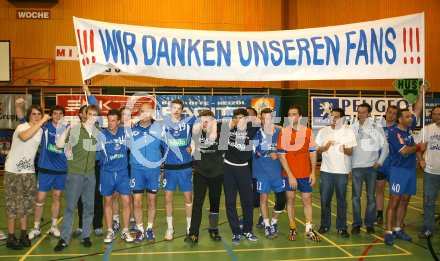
[416,105,440,238]
[4,105,50,250]
[316,108,356,237]
[351,103,388,235]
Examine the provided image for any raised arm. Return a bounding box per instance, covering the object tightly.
[412,84,427,119]
[83,84,98,105]
[15,97,26,122]
[18,114,50,141]
[56,125,72,149]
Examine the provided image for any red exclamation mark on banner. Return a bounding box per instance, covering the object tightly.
[409,28,414,64]
[83,30,89,65]
[78,29,96,66]
[403,27,407,64]
[90,30,96,63]
[416,28,420,64]
[76,29,85,65]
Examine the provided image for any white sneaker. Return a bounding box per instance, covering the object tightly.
[104,231,115,244]
[0,230,6,241]
[29,228,41,240]
[49,225,61,237]
[121,231,134,243]
[164,228,174,241]
[72,227,82,237]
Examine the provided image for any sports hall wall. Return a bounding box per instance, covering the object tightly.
[0,0,439,92]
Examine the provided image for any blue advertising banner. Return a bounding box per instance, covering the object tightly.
[425,98,440,125]
[311,96,412,128]
[155,95,281,121]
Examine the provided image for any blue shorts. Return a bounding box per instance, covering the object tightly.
[163,168,192,192]
[130,167,161,194]
[100,169,131,196]
[377,157,391,181]
[256,177,284,194]
[283,177,312,193]
[389,166,416,195]
[38,173,66,192]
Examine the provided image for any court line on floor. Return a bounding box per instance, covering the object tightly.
[0,192,420,260]
[18,218,63,261]
[10,242,394,258]
[267,199,354,258]
[358,238,381,261]
[307,193,412,256]
[272,252,411,261]
[42,215,236,260]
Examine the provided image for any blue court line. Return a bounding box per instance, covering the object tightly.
[221,238,237,261]
[103,240,115,261]
[201,207,237,261]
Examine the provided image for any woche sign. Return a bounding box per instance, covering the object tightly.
[73,13,424,82]
[16,10,50,19]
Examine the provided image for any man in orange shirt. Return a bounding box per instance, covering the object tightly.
[277,105,321,242]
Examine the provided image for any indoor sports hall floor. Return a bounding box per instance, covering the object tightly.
[0,170,438,261]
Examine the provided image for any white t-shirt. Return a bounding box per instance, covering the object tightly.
[316,124,357,174]
[5,122,42,174]
[415,123,440,175]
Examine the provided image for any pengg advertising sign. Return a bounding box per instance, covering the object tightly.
[311,96,411,128]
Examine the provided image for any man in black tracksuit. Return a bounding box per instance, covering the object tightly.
[221,108,259,244]
[184,110,223,245]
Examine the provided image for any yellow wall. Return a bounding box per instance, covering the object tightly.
[0,0,438,91]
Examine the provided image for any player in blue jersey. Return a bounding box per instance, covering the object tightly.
[246,107,265,228]
[112,107,137,234]
[130,103,164,243]
[28,105,68,241]
[375,105,399,225]
[384,108,426,246]
[376,85,424,225]
[252,108,285,239]
[121,107,137,233]
[98,109,133,244]
[162,99,193,240]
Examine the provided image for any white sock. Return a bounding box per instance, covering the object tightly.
[34,222,41,229]
[122,228,129,233]
[113,215,120,222]
[166,216,173,230]
[264,219,270,227]
[136,223,144,232]
[394,227,401,232]
[130,217,135,222]
[386,230,393,234]
[147,223,153,229]
[271,218,278,225]
[107,229,114,233]
[305,222,313,232]
[52,218,57,226]
[186,217,191,234]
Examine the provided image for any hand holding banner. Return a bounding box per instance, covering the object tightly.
[392,79,430,104]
